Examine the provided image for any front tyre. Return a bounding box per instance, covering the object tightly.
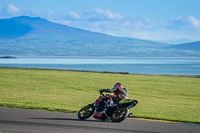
[110,107,128,122]
[78,104,95,120]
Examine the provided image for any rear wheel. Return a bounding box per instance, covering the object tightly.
[78,104,95,120]
[110,107,128,122]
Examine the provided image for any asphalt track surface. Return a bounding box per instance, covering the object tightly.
[0,107,199,133]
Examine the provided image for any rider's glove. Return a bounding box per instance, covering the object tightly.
[99,89,105,94]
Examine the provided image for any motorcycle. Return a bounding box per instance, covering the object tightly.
[78,91,138,122]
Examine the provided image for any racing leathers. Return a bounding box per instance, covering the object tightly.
[100,86,128,103]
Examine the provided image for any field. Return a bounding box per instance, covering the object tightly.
[0,67,200,123]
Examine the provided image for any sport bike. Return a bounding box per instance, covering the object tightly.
[78,91,138,122]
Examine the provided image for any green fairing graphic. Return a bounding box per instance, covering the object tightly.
[119,99,133,103]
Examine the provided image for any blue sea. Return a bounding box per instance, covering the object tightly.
[0,57,200,75]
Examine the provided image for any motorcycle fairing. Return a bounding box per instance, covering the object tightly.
[93,111,106,119]
[95,97,103,105]
[119,99,134,104]
[119,99,138,109]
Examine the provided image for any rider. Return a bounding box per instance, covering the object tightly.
[100,83,128,104]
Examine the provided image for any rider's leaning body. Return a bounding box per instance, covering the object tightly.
[100,83,128,103]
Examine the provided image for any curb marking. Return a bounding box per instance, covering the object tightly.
[128,118,182,124]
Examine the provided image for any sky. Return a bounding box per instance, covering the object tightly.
[0,0,200,44]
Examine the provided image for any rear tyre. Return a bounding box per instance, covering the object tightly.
[78,104,95,120]
[110,107,128,122]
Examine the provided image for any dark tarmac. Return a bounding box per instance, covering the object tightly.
[0,107,199,133]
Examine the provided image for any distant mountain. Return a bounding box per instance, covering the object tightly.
[0,16,199,57]
[169,41,200,51]
[0,17,32,38]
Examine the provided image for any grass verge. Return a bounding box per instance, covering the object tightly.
[0,67,200,124]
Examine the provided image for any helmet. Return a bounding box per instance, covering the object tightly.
[114,82,123,89]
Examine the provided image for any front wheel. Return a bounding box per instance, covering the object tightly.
[110,107,128,122]
[78,104,95,120]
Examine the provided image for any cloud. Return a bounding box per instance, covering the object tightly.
[0,4,21,18]
[69,11,81,19]
[94,9,122,20]
[67,9,122,21]
[126,16,200,42]
[167,16,200,31]
[187,16,200,27]
[5,4,21,16]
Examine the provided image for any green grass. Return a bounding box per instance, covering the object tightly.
[0,67,200,123]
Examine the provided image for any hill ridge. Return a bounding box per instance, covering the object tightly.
[0,16,199,57]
